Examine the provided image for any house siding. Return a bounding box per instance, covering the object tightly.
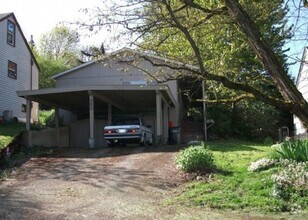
[294,47,308,135]
[0,14,39,121]
[56,58,178,102]
[55,60,158,87]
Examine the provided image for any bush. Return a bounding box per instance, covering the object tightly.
[275,139,308,162]
[272,160,308,199]
[248,158,277,172]
[264,137,274,145]
[39,110,55,127]
[187,140,205,148]
[176,146,215,173]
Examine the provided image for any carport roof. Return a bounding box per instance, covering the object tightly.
[17,84,176,113]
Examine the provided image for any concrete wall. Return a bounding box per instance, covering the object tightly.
[59,109,78,126]
[0,14,39,122]
[22,127,69,147]
[70,119,108,148]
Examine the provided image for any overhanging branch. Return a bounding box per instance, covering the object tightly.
[197,94,254,104]
[138,54,293,110]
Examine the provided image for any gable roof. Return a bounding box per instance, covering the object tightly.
[52,47,198,79]
[296,47,308,86]
[0,13,11,20]
[0,12,40,71]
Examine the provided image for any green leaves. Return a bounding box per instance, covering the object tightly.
[176,145,215,173]
[38,25,80,66]
[31,25,81,89]
[36,57,70,89]
[276,140,308,162]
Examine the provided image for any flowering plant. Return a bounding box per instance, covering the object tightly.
[248,158,277,172]
[272,160,308,199]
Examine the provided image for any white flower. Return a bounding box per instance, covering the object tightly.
[271,161,308,198]
[248,158,276,172]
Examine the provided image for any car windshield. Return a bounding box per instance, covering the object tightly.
[111,118,140,125]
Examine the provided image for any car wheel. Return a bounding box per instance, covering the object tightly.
[148,135,153,146]
[140,135,146,146]
[108,142,115,147]
[120,143,126,147]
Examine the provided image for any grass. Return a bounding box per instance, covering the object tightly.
[0,123,25,150]
[0,110,55,150]
[170,140,308,214]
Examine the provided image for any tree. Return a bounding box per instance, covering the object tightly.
[32,25,81,89]
[79,43,106,63]
[82,0,308,127]
[38,25,80,67]
[36,57,69,89]
[224,0,308,125]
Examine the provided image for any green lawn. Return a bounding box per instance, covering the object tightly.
[0,123,26,150]
[170,140,307,214]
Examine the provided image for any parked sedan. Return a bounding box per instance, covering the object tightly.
[104,117,153,147]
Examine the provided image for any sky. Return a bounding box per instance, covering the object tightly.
[0,0,105,46]
[1,0,307,77]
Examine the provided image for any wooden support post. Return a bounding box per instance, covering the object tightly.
[26,99,31,131]
[89,92,95,148]
[156,91,162,145]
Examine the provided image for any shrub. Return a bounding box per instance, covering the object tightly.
[272,160,308,199]
[264,137,274,145]
[176,146,215,173]
[39,110,56,127]
[187,140,205,148]
[0,170,8,180]
[248,158,277,172]
[275,139,308,162]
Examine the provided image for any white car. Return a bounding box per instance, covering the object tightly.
[104,117,153,147]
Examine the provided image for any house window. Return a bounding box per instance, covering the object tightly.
[8,61,17,79]
[7,20,16,46]
[21,104,26,113]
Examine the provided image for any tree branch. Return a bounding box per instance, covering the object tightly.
[162,0,206,74]
[197,93,254,104]
[138,54,294,111]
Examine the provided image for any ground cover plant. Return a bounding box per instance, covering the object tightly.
[172,140,308,214]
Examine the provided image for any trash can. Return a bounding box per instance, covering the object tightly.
[3,110,13,123]
[169,126,181,145]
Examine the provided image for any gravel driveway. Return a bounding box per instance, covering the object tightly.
[0,145,293,220]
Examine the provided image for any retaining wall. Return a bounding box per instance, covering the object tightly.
[22,127,69,147]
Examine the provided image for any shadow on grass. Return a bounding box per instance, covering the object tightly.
[0,123,26,137]
[213,168,233,176]
[207,141,264,152]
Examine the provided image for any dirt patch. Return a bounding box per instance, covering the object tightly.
[0,145,300,219]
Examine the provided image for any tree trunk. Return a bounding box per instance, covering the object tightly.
[225,0,308,128]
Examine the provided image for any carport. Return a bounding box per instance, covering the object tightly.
[17,84,176,148]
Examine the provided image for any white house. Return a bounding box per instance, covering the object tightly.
[0,13,39,122]
[294,47,308,135]
[18,48,204,147]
